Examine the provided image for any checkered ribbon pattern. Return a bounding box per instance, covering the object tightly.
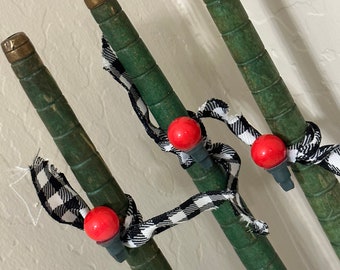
[30,156,90,229]
[287,122,340,175]
[28,37,340,250]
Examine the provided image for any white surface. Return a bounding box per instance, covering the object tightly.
[0,0,339,269]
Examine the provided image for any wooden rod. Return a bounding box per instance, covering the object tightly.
[1,32,172,270]
[203,0,340,258]
[84,1,286,269]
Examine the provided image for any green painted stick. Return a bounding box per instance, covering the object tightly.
[203,0,340,258]
[84,0,286,269]
[1,32,171,270]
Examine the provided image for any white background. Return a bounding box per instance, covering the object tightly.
[0,0,339,269]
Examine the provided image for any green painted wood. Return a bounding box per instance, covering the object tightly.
[90,0,187,130]
[84,1,286,269]
[2,32,171,270]
[203,0,340,258]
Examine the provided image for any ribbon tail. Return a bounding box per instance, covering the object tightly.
[122,191,234,248]
[30,156,90,230]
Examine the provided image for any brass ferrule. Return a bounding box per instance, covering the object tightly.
[84,0,107,9]
[1,32,35,63]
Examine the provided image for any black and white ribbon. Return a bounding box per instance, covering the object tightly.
[29,37,340,250]
[30,156,90,229]
[102,37,268,247]
[287,122,340,175]
[121,192,268,248]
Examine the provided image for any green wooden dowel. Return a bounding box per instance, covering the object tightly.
[1,32,171,270]
[84,0,286,269]
[203,0,340,258]
[86,0,187,130]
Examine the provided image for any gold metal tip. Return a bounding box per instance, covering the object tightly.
[1,32,35,63]
[84,0,106,9]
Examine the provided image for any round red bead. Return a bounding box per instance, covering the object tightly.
[167,117,202,151]
[251,134,287,169]
[84,206,120,242]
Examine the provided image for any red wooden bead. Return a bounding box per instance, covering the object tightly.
[84,206,120,242]
[167,116,201,151]
[251,134,287,169]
